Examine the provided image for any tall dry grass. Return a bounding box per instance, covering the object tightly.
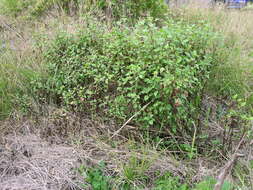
[173,4,253,99]
[0,16,44,119]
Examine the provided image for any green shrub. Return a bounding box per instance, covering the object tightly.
[34,18,221,135]
[77,162,112,190]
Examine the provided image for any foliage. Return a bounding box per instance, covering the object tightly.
[0,0,167,20]
[90,0,167,21]
[193,177,233,190]
[77,162,112,190]
[153,172,189,190]
[33,18,220,136]
[121,154,152,187]
[30,0,79,17]
[0,48,38,119]
[174,6,253,101]
[0,2,253,189]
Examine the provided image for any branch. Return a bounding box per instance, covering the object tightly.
[110,102,151,139]
[214,134,246,190]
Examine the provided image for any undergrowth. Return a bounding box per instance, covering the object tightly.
[0,0,167,21]
[77,163,234,190]
[0,49,41,119]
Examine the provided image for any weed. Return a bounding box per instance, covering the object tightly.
[0,44,43,119]
[122,154,151,185]
[153,172,189,190]
[77,162,112,190]
[193,177,233,190]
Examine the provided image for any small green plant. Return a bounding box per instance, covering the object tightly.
[77,162,111,190]
[122,154,151,185]
[153,172,189,190]
[193,177,233,190]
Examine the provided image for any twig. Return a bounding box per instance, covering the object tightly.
[190,122,197,159]
[214,134,246,190]
[110,102,151,139]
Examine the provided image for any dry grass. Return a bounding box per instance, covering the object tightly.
[0,110,189,190]
[0,14,94,119]
[0,134,84,190]
[1,108,252,189]
[177,4,253,98]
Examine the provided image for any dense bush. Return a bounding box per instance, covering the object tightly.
[34,19,221,134]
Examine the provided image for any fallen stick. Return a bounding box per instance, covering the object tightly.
[214,134,246,190]
[110,102,151,139]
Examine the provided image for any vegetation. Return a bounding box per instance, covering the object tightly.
[77,164,234,190]
[0,0,253,189]
[33,18,221,137]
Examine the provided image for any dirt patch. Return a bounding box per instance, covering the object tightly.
[0,134,84,190]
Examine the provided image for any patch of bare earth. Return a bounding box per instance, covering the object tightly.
[0,133,84,190]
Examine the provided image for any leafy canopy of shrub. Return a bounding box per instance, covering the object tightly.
[34,18,221,134]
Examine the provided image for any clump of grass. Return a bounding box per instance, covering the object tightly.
[0,50,23,119]
[0,50,33,119]
[0,40,43,119]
